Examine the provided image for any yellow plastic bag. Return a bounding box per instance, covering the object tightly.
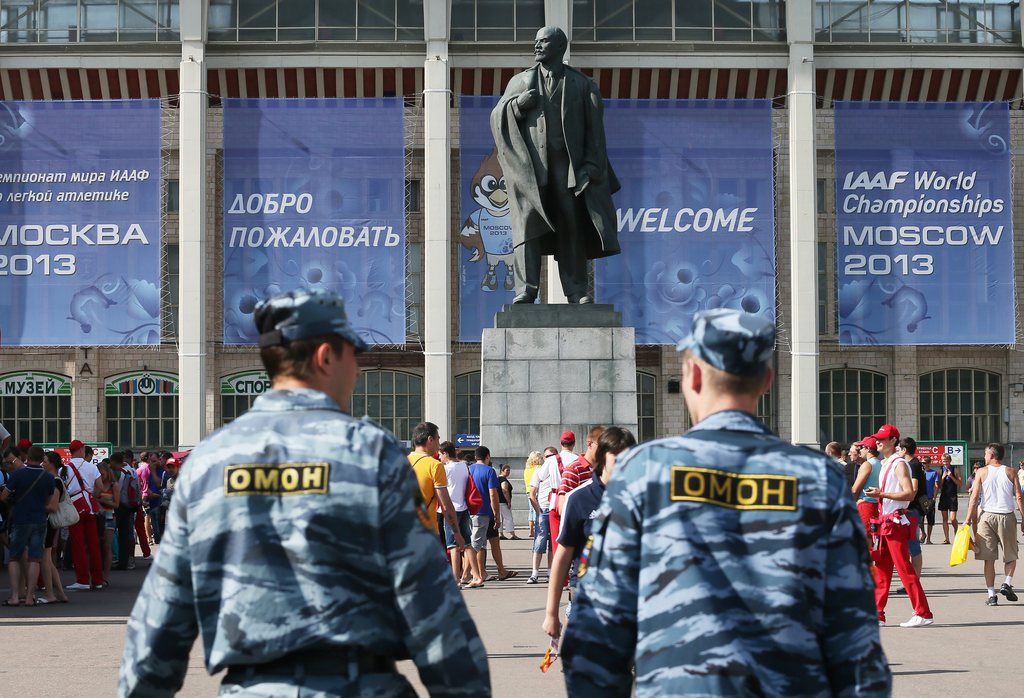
[950,524,973,567]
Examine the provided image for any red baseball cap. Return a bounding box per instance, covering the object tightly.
[166,457,179,466]
[68,439,85,451]
[872,424,900,441]
[16,438,32,450]
[560,430,576,443]
[856,436,878,450]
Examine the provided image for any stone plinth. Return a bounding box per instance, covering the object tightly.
[480,304,638,473]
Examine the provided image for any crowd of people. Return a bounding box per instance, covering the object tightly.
[0,427,181,607]
[826,428,1024,618]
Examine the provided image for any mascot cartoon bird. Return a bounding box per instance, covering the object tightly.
[460,149,515,291]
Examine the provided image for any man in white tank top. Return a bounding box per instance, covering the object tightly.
[862,424,934,627]
[964,443,1024,605]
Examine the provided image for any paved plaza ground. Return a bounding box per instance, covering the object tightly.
[2,529,1023,697]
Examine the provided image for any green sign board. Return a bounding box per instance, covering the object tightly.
[0,371,72,396]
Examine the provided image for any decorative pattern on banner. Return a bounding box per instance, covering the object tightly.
[835,102,1015,345]
[222,98,406,345]
[458,96,514,342]
[0,100,162,346]
[104,371,178,396]
[0,371,72,396]
[595,100,776,344]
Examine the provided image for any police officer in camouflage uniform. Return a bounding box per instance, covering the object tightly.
[561,309,890,697]
[119,289,490,697]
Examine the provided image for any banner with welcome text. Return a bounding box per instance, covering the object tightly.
[222,98,406,345]
[834,102,1015,345]
[595,100,776,344]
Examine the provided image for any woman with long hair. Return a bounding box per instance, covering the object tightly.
[40,451,69,604]
[94,460,121,579]
[523,450,545,538]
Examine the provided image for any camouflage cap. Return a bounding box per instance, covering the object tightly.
[254,288,368,353]
[676,309,775,377]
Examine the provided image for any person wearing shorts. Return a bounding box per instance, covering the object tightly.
[1,446,57,606]
[964,443,1024,605]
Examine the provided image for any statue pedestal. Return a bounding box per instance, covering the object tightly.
[479,304,638,475]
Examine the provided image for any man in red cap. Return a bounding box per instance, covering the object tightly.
[16,438,32,451]
[549,430,578,552]
[63,439,106,590]
[863,424,934,627]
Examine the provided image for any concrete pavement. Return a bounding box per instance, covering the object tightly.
[2,531,1023,697]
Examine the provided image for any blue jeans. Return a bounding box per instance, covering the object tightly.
[145,501,163,543]
[906,513,922,557]
[532,509,551,554]
[8,522,47,561]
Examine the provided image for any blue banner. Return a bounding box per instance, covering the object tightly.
[0,100,162,346]
[458,96,514,341]
[835,102,1014,345]
[458,98,776,344]
[595,100,776,344]
[223,98,406,345]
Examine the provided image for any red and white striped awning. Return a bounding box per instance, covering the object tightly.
[816,68,1022,105]
[0,66,1020,105]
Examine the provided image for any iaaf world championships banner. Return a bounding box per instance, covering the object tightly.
[223,98,406,345]
[0,100,162,346]
[835,102,1015,345]
[458,98,776,344]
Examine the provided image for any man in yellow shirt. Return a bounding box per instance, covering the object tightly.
[408,422,463,549]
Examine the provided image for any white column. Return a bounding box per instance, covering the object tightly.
[423,0,453,437]
[177,1,208,449]
[787,2,820,448]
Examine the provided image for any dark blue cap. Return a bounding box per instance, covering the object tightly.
[676,309,775,376]
[254,289,368,353]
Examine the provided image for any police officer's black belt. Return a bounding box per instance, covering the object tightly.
[224,647,396,682]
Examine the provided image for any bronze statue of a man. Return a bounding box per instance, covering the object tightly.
[490,26,621,305]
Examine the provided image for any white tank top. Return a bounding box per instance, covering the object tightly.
[879,455,911,516]
[981,464,1017,514]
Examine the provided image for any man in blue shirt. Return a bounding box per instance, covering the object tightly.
[2,445,57,607]
[468,446,512,585]
[920,455,940,544]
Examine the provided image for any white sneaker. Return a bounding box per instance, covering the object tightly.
[899,615,934,628]
[878,620,885,626]
[65,582,91,591]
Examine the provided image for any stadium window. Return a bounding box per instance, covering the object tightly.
[637,371,657,442]
[349,370,423,441]
[104,371,179,449]
[819,368,887,445]
[0,372,73,445]
[455,371,481,437]
[919,369,1001,444]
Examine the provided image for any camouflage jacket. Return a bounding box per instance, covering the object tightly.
[561,409,890,697]
[119,389,490,697]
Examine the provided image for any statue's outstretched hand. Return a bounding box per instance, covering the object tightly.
[516,89,538,112]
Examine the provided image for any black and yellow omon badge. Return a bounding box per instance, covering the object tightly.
[670,466,797,511]
[224,462,331,496]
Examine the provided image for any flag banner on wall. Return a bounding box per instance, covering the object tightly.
[223,98,406,345]
[0,100,162,346]
[458,96,514,342]
[457,98,776,344]
[835,101,1015,345]
[595,100,776,344]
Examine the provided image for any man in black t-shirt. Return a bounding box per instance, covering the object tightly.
[900,437,929,579]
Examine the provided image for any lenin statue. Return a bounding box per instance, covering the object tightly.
[490,26,621,305]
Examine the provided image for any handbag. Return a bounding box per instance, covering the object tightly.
[48,485,80,528]
[465,465,484,516]
[66,462,100,516]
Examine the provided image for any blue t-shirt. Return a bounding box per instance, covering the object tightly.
[5,465,55,526]
[924,468,939,498]
[558,478,605,552]
[469,462,499,519]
